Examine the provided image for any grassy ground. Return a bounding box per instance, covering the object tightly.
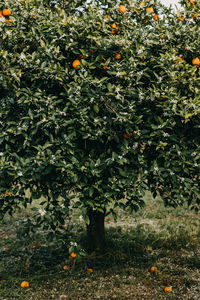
[1,193,200,299]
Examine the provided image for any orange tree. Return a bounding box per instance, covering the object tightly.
[0,0,199,252]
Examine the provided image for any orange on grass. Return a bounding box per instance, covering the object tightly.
[146,7,154,14]
[115,53,122,60]
[88,268,93,272]
[192,57,200,66]
[153,14,160,21]
[2,8,11,16]
[20,281,30,288]
[72,60,81,69]
[150,266,158,273]
[164,287,172,293]
[118,5,126,14]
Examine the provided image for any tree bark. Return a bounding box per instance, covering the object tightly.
[86,208,105,253]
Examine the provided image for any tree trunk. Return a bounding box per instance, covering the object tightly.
[86,208,105,253]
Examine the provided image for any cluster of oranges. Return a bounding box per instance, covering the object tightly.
[0,8,12,22]
[68,4,200,72]
[72,5,127,70]
[72,52,122,70]
[150,267,173,293]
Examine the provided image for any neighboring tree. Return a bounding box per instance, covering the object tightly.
[0,0,199,252]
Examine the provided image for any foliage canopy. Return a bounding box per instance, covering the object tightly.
[0,0,199,235]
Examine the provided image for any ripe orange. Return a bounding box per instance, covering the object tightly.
[146,7,154,14]
[20,281,30,288]
[123,133,131,139]
[192,14,198,20]
[178,15,185,21]
[115,53,121,60]
[2,8,11,16]
[192,57,200,66]
[118,5,126,14]
[150,266,158,273]
[88,268,93,272]
[164,287,172,293]
[160,35,164,39]
[70,252,77,258]
[153,14,160,21]
[72,60,81,69]
[111,22,119,29]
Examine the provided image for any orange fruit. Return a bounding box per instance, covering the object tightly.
[178,15,185,21]
[150,266,158,273]
[88,268,93,272]
[111,29,117,34]
[192,14,198,20]
[111,22,119,29]
[146,7,154,14]
[160,35,164,39]
[123,133,131,139]
[20,281,30,288]
[153,14,160,21]
[72,60,81,69]
[118,5,126,14]
[115,53,121,60]
[164,287,172,293]
[70,252,77,258]
[2,8,11,16]
[192,57,200,66]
